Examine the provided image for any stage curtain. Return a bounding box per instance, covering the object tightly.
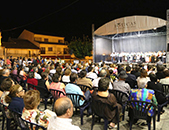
[114,35,166,53]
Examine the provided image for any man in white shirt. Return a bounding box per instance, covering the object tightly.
[92,69,113,89]
[86,66,97,80]
[33,67,42,79]
[47,97,81,130]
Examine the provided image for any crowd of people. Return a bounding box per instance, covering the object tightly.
[110,50,166,63]
[0,55,169,129]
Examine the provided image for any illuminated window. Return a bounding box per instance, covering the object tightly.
[64,48,68,54]
[34,37,42,41]
[48,47,53,51]
[58,40,63,43]
[44,38,48,42]
[40,47,45,54]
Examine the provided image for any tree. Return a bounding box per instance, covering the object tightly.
[68,36,92,59]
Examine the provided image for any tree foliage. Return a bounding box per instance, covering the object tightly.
[68,36,92,59]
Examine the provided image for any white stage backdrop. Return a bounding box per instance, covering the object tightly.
[114,35,166,52]
[94,35,166,62]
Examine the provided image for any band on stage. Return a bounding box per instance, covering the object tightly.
[109,50,166,63]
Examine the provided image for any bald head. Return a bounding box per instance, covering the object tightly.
[54,97,72,117]
[99,69,107,77]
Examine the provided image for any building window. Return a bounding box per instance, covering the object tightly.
[57,48,62,54]
[34,37,42,41]
[40,47,45,54]
[64,48,68,54]
[44,38,48,42]
[58,40,63,43]
[48,47,53,51]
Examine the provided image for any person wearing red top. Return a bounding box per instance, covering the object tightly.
[6,57,11,65]
[27,72,38,89]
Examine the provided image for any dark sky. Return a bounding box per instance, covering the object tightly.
[0,0,169,42]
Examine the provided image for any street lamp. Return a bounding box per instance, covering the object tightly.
[102,53,105,62]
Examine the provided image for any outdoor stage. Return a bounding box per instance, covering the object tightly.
[93,15,167,63]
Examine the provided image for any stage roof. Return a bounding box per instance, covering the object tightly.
[94,15,166,36]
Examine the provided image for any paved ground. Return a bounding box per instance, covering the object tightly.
[1,101,169,130]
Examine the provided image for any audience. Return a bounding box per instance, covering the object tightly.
[76,70,93,89]
[65,73,91,106]
[93,68,113,89]
[47,73,66,98]
[5,84,25,113]
[0,56,169,129]
[137,69,150,88]
[0,69,10,87]
[62,68,71,82]
[147,73,166,105]
[92,77,122,128]
[47,97,81,130]
[113,70,130,96]
[159,69,169,84]
[0,78,15,106]
[86,66,97,80]
[22,90,55,128]
[27,71,38,87]
[125,66,136,88]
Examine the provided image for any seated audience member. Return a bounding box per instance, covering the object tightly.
[33,67,42,80]
[12,66,18,75]
[129,86,157,123]
[47,73,66,97]
[93,69,113,89]
[38,72,51,98]
[137,69,150,89]
[113,70,130,96]
[125,66,136,88]
[65,73,91,106]
[44,69,53,83]
[19,67,27,77]
[27,71,38,86]
[5,84,25,113]
[47,97,81,130]
[19,66,27,81]
[0,69,10,87]
[131,65,140,79]
[71,65,78,74]
[109,69,117,82]
[156,65,165,80]
[0,78,15,106]
[159,69,169,84]
[76,70,93,89]
[22,90,55,128]
[86,66,97,80]
[49,65,56,75]
[147,73,166,105]
[92,77,122,128]
[62,68,71,83]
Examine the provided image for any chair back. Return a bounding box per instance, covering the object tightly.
[109,89,129,105]
[77,84,92,92]
[162,84,169,95]
[35,85,51,99]
[49,89,66,100]
[66,93,85,107]
[91,98,119,130]
[21,118,47,130]
[127,100,157,119]
[92,98,117,118]
[0,102,8,118]
[10,110,26,129]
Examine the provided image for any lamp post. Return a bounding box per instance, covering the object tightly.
[102,53,105,62]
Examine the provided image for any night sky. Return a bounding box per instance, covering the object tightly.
[0,0,169,42]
